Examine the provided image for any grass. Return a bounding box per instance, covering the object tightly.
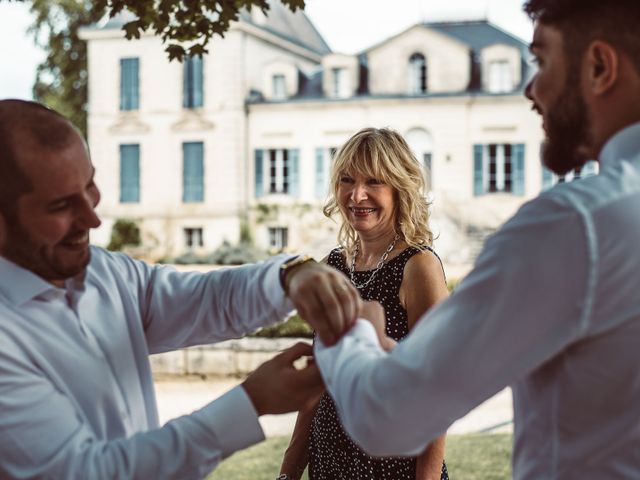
[208,433,512,480]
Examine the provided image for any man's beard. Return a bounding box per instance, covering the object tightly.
[542,71,593,176]
[2,219,90,283]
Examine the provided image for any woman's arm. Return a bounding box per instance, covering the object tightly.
[279,393,322,479]
[279,255,328,479]
[400,250,449,480]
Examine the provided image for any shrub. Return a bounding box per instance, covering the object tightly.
[252,313,313,338]
[107,219,141,251]
[208,241,268,265]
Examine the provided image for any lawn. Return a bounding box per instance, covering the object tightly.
[208,433,512,480]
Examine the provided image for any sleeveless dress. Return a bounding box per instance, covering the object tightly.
[308,246,449,480]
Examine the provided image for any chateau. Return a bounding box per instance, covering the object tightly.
[80,3,594,267]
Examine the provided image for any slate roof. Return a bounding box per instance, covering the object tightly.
[89,1,331,56]
[426,20,528,53]
[238,2,331,56]
[273,19,532,102]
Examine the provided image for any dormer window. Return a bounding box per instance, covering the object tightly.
[488,60,512,93]
[408,53,427,94]
[272,74,286,100]
[331,67,349,98]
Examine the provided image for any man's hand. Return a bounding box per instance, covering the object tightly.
[360,301,396,351]
[286,262,362,346]
[242,342,324,416]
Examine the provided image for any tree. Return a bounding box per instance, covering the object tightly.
[3,0,305,137]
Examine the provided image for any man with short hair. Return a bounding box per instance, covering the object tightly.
[316,0,640,477]
[0,100,361,479]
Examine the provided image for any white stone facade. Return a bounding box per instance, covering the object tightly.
[81,9,573,268]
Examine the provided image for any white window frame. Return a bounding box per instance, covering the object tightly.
[184,227,204,249]
[408,53,427,94]
[488,60,512,93]
[268,149,289,194]
[272,74,286,100]
[483,144,513,193]
[331,67,349,98]
[268,227,288,250]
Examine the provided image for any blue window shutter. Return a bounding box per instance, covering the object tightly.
[315,148,325,199]
[183,142,204,202]
[120,144,140,203]
[254,149,264,198]
[473,144,484,196]
[183,56,203,108]
[513,143,525,196]
[120,58,139,111]
[289,149,300,197]
[193,56,203,107]
[182,59,190,108]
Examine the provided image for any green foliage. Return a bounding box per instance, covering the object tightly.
[252,313,313,338]
[94,0,306,62]
[447,277,461,292]
[27,0,104,138]
[172,241,269,265]
[12,0,307,137]
[208,240,268,265]
[239,220,254,244]
[107,218,141,251]
[207,434,513,480]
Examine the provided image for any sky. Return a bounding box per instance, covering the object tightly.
[0,0,533,100]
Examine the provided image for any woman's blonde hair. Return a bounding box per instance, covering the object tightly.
[323,127,433,256]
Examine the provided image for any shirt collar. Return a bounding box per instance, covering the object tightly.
[599,121,640,169]
[0,256,57,306]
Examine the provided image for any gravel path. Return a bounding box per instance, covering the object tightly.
[155,377,513,437]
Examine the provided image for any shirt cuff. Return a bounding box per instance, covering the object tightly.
[314,319,382,386]
[264,254,296,312]
[202,385,265,457]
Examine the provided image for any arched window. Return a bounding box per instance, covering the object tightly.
[408,53,427,94]
[405,128,433,191]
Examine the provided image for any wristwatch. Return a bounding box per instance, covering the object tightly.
[279,255,316,295]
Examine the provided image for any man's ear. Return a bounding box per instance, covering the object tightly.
[584,40,619,96]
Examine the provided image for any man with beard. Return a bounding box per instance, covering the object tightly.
[314,0,640,478]
[0,100,361,478]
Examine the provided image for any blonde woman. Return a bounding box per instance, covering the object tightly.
[278,128,449,480]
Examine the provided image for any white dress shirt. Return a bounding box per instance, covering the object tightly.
[0,248,293,479]
[316,122,640,479]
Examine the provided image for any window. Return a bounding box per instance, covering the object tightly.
[269,149,289,194]
[331,67,349,98]
[406,128,433,191]
[183,55,203,108]
[119,144,140,203]
[184,227,204,249]
[488,60,512,93]
[268,227,288,250]
[183,142,204,202]
[473,143,525,196]
[120,58,139,111]
[542,160,599,190]
[314,147,337,199]
[272,74,286,100]
[408,53,427,94]
[423,153,433,192]
[254,148,300,197]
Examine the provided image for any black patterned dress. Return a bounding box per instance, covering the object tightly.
[309,246,449,480]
